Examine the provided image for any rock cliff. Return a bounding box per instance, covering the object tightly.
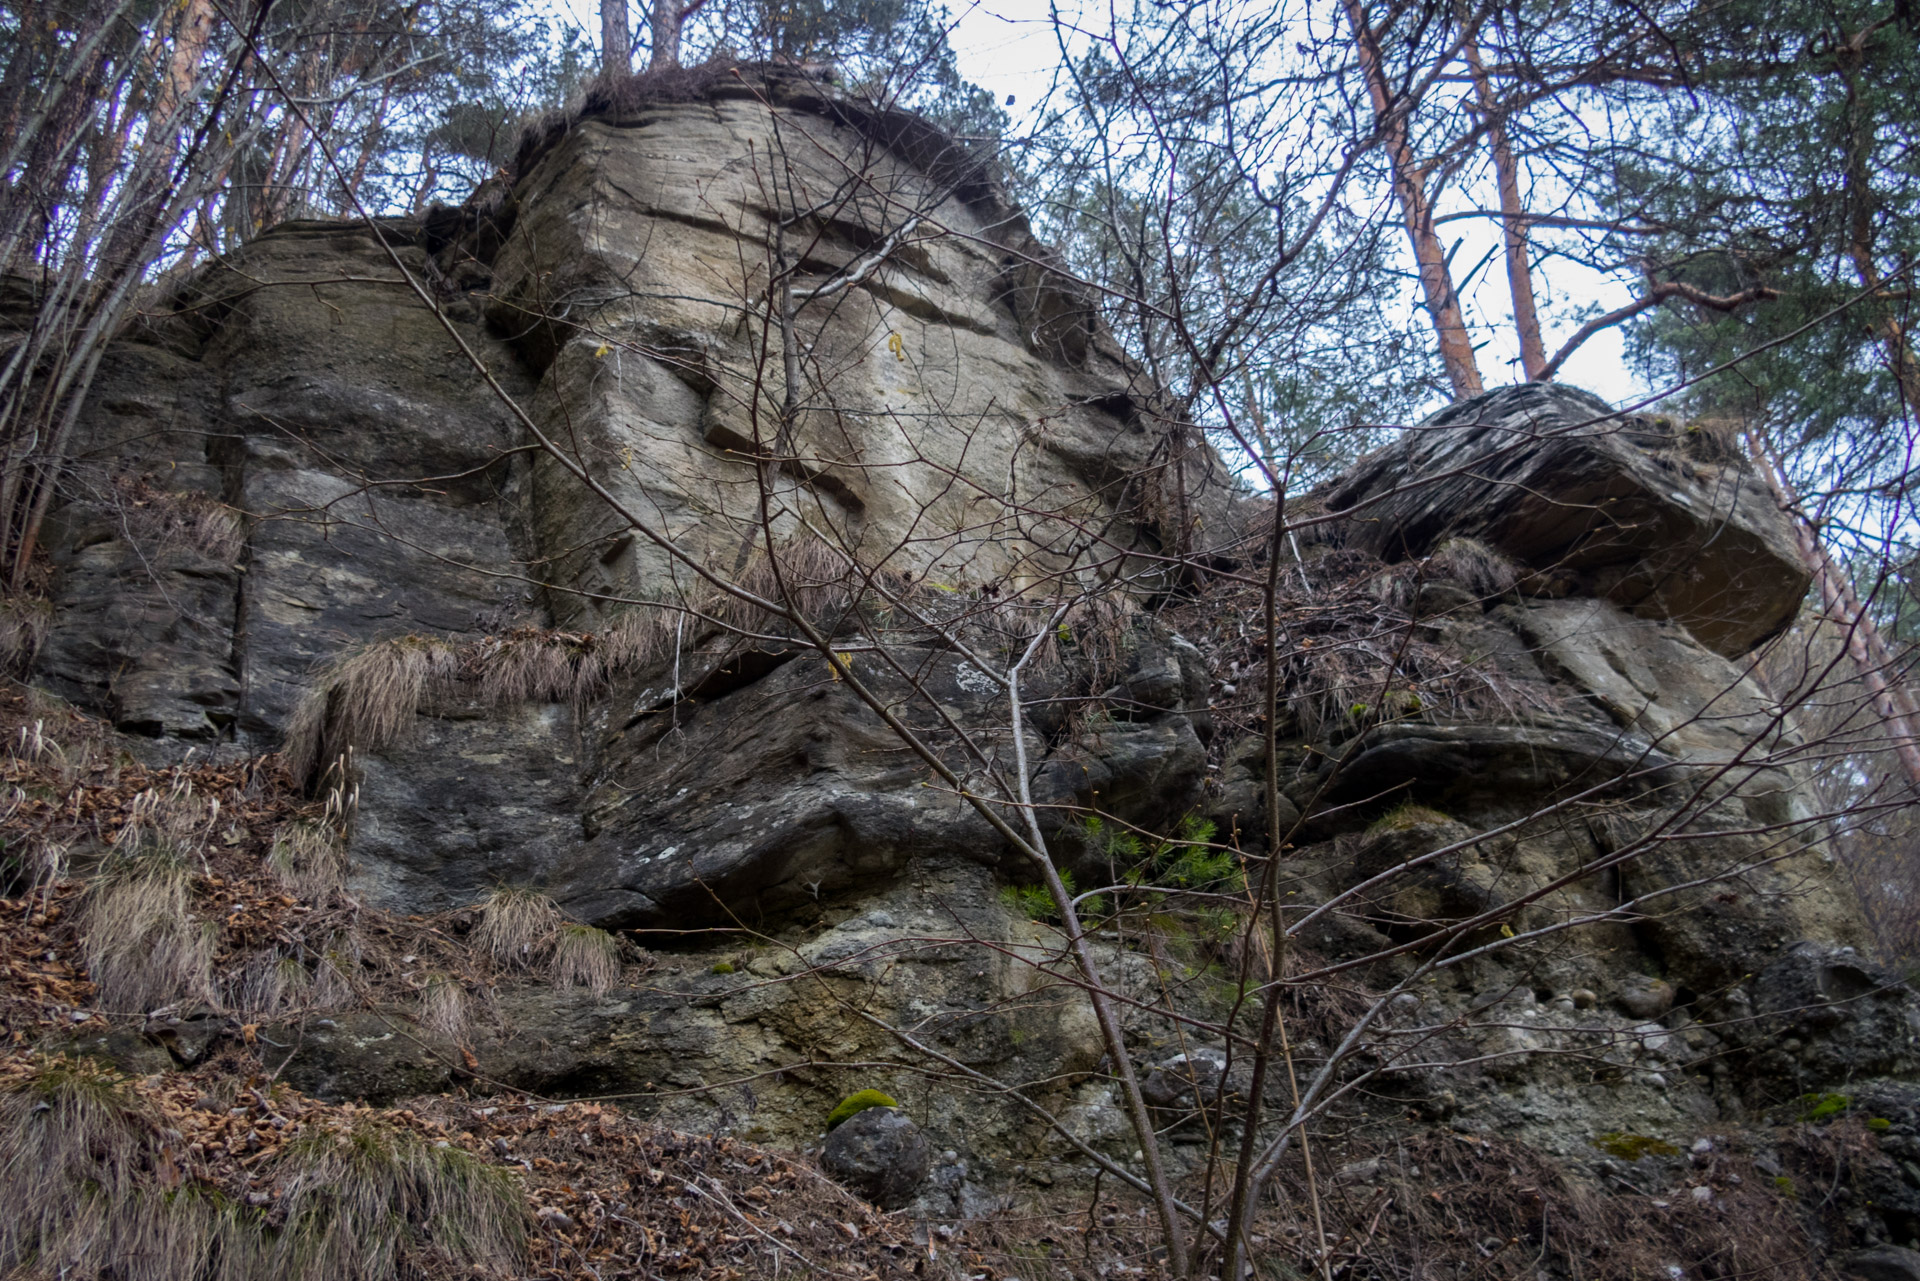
[9,64,1920,1279]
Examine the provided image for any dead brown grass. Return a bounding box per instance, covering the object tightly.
[1427,534,1521,599]
[0,1058,527,1281]
[82,850,214,1015]
[267,819,347,900]
[282,635,460,785]
[274,1112,526,1280]
[0,593,50,671]
[111,476,246,563]
[414,971,470,1043]
[473,886,563,969]
[1272,1127,1824,1281]
[0,1058,208,1281]
[550,922,621,997]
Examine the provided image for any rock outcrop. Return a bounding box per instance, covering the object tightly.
[14,62,1919,1269]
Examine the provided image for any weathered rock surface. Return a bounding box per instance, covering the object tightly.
[821,1107,932,1209]
[1324,383,1810,656]
[23,65,1920,1265]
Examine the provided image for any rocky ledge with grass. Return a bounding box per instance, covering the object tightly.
[3,60,1918,1281]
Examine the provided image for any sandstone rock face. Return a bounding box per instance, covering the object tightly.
[1323,383,1810,656]
[25,69,1918,1253]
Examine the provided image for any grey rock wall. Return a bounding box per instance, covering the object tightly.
[25,65,1918,1241]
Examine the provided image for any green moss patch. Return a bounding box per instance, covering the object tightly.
[826,1089,897,1130]
[1366,803,1452,834]
[1590,1132,1679,1161]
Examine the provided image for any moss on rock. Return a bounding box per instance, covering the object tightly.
[826,1089,897,1130]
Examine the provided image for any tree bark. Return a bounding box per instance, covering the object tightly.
[1462,25,1546,380]
[1750,433,1920,793]
[648,0,679,69]
[1342,0,1483,399]
[601,0,630,76]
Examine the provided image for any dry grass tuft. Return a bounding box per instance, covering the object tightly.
[722,532,862,632]
[595,604,681,674]
[474,627,606,706]
[550,923,621,997]
[83,851,214,1015]
[274,1113,526,1280]
[114,775,219,865]
[1427,535,1520,599]
[509,60,745,179]
[0,1062,526,1281]
[312,934,362,1008]
[230,952,314,1019]
[282,635,459,785]
[0,594,51,671]
[415,972,470,1042]
[0,1059,212,1281]
[473,887,562,970]
[111,476,246,563]
[268,819,347,900]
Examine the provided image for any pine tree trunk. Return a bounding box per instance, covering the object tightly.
[601,0,631,76]
[649,0,680,69]
[1462,26,1546,381]
[1342,0,1483,399]
[1751,434,1920,793]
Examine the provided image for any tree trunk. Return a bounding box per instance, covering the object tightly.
[1342,0,1483,399]
[1462,25,1546,381]
[649,0,681,70]
[601,0,631,76]
[1750,433,1920,793]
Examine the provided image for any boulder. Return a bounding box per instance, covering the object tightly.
[1323,383,1809,656]
[1841,1246,1920,1281]
[820,1106,931,1210]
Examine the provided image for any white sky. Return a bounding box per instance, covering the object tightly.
[544,0,1646,408]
